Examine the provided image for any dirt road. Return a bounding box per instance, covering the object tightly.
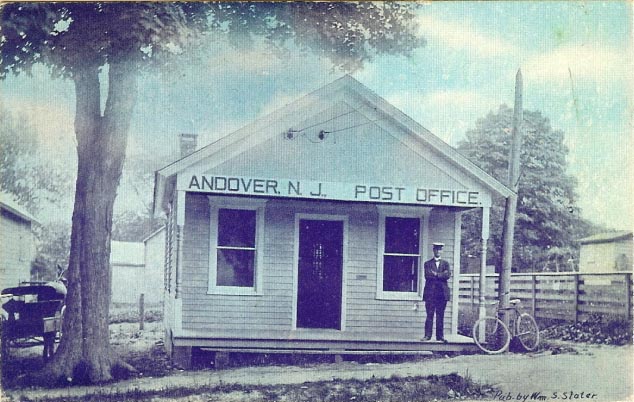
[5,344,632,402]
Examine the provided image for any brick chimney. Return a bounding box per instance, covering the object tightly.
[179,133,198,158]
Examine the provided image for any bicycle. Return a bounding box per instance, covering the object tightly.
[472,298,540,354]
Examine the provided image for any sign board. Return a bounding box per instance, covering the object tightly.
[178,174,490,207]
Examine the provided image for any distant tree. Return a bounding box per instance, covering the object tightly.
[0,104,69,213]
[458,105,598,272]
[1,2,423,382]
[32,222,72,281]
[112,155,168,242]
[1,105,72,282]
[112,210,164,242]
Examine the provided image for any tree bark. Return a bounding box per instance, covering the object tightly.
[44,61,138,383]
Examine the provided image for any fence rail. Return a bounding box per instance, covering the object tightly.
[459,272,633,322]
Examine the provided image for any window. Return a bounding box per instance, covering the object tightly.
[209,198,264,295]
[377,207,428,300]
[383,217,420,292]
[216,208,256,287]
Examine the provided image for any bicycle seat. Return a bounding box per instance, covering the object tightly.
[509,299,521,305]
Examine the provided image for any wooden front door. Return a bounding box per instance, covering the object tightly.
[296,219,344,329]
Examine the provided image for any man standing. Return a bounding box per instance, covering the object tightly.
[422,242,451,342]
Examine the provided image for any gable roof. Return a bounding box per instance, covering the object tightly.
[0,192,38,224]
[143,226,165,243]
[578,231,633,245]
[154,75,512,214]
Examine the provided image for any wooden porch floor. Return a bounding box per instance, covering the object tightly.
[174,330,478,354]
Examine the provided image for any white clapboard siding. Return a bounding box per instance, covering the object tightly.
[0,212,34,287]
[181,195,293,331]
[180,194,456,336]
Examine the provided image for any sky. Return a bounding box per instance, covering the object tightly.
[1,1,633,231]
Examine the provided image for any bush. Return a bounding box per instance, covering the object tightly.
[541,314,632,345]
[458,305,479,337]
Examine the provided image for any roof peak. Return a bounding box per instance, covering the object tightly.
[153,76,513,215]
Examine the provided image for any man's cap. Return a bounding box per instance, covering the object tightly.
[432,242,445,248]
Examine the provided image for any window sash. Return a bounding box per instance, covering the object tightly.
[384,216,420,255]
[217,208,256,248]
[216,248,256,287]
[376,208,428,300]
[384,252,420,257]
[217,245,256,251]
[208,197,265,295]
[382,255,419,292]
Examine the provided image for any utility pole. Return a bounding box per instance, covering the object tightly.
[499,69,523,323]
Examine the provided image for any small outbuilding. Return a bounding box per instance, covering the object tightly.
[0,193,38,288]
[110,241,145,304]
[153,76,512,366]
[578,231,633,273]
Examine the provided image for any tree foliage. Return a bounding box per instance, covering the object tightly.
[1,2,424,383]
[112,155,167,242]
[458,105,598,272]
[1,2,421,76]
[32,221,72,281]
[112,210,163,242]
[0,103,69,212]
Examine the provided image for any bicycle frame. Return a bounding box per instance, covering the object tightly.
[472,298,540,354]
[495,302,522,337]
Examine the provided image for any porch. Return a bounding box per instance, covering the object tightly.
[171,330,478,368]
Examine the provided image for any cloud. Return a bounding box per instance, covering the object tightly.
[387,89,500,145]
[206,47,285,76]
[416,15,518,57]
[522,44,631,87]
[258,92,306,117]
[204,41,334,78]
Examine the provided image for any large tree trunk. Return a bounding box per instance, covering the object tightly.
[45,61,138,383]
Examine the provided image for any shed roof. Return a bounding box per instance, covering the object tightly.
[143,226,165,244]
[154,75,513,214]
[110,241,144,266]
[578,231,633,245]
[0,192,38,224]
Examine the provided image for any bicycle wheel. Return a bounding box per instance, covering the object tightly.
[472,317,511,354]
[516,313,540,351]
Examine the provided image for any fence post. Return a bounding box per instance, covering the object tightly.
[531,274,536,318]
[470,276,475,306]
[573,274,580,323]
[625,273,632,320]
[139,293,145,331]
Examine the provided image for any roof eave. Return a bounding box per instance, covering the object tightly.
[342,80,514,199]
[579,233,633,245]
[153,171,166,217]
[0,203,39,225]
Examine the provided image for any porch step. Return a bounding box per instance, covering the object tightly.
[201,347,435,355]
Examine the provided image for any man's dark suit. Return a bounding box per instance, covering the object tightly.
[422,258,451,340]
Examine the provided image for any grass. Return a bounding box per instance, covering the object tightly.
[109,303,163,324]
[15,373,496,402]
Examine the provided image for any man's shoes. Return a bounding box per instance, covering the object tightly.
[436,338,448,343]
[421,336,431,341]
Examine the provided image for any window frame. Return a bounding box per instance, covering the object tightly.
[376,205,430,301]
[208,196,266,295]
